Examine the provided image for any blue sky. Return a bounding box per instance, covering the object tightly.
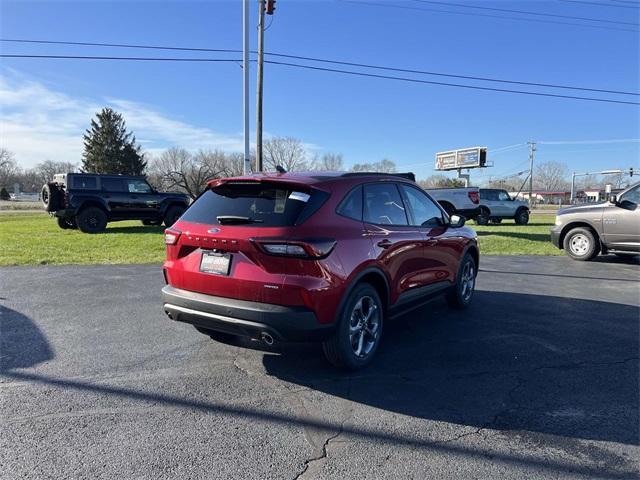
[1,0,638,182]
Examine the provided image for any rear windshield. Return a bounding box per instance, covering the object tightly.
[180,183,318,227]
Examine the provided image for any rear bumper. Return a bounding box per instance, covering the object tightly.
[550,226,562,249]
[161,285,334,342]
[456,207,481,220]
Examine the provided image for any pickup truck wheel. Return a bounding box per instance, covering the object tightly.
[77,207,108,234]
[514,209,530,225]
[440,202,455,216]
[446,253,476,310]
[56,217,77,230]
[475,208,489,226]
[322,283,383,370]
[142,219,162,226]
[563,227,599,261]
[164,206,186,227]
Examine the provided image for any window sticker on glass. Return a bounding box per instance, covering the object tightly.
[275,189,287,213]
[289,191,310,203]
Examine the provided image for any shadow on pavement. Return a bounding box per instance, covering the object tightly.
[476,231,550,242]
[263,291,639,447]
[0,305,54,372]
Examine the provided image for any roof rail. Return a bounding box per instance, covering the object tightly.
[341,172,416,182]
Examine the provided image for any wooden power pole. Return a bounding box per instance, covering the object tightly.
[255,0,275,172]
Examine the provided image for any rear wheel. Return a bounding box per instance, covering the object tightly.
[514,209,530,225]
[475,208,490,226]
[440,202,455,216]
[56,217,77,230]
[446,253,476,310]
[563,227,599,261]
[77,207,108,233]
[322,283,383,370]
[164,205,186,227]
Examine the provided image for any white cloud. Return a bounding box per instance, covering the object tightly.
[0,70,247,168]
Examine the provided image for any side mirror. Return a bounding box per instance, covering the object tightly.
[609,194,617,204]
[449,214,466,228]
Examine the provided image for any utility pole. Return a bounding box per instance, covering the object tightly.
[255,0,265,172]
[527,141,536,205]
[242,0,251,175]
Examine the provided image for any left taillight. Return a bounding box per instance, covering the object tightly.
[468,191,480,204]
[164,229,181,245]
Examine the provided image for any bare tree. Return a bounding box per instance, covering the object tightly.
[311,153,344,171]
[419,175,465,189]
[534,160,570,191]
[0,148,19,188]
[34,160,77,185]
[607,172,630,189]
[351,159,397,173]
[263,137,307,172]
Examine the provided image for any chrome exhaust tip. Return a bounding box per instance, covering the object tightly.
[261,332,274,346]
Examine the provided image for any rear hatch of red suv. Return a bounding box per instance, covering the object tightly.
[163,178,330,306]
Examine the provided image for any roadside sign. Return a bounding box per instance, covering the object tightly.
[435,147,487,171]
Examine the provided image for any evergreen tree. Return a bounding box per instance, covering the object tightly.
[82,108,147,175]
[0,187,10,200]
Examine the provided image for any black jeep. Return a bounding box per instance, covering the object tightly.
[42,173,190,233]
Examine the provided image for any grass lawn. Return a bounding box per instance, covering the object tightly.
[0,212,559,266]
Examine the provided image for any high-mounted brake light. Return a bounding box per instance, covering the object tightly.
[252,238,336,259]
[468,191,480,204]
[164,229,181,245]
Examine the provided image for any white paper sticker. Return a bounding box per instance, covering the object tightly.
[289,191,311,202]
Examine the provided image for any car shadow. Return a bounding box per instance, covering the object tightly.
[0,305,54,372]
[591,254,640,265]
[476,231,551,242]
[103,225,165,234]
[262,291,639,446]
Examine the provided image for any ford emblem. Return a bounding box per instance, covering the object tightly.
[208,228,221,234]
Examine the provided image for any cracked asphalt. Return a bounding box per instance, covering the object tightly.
[1,255,639,479]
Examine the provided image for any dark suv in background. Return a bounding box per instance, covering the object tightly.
[42,173,189,233]
[161,171,479,369]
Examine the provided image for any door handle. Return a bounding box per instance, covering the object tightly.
[377,239,393,249]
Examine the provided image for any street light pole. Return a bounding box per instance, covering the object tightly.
[242,0,251,175]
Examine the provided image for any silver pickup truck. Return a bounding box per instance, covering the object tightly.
[424,187,481,221]
[550,181,640,260]
[477,188,530,225]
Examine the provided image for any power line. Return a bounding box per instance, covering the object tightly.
[340,0,639,32]
[410,0,639,26]
[2,53,639,106]
[538,138,640,144]
[2,38,637,96]
[558,0,640,9]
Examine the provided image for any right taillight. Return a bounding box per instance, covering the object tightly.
[252,238,336,259]
[468,191,480,204]
[164,229,181,245]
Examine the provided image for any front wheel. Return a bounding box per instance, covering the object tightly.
[475,208,489,226]
[322,283,383,370]
[514,209,530,225]
[446,253,477,310]
[563,227,599,261]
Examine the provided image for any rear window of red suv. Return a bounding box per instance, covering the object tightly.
[180,182,325,227]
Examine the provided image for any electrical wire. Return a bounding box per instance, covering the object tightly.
[339,0,639,32]
[2,38,637,96]
[558,0,640,9]
[2,53,639,105]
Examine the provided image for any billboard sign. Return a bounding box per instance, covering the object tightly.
[435,147,487,171]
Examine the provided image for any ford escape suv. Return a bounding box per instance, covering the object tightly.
[161,171,479,369]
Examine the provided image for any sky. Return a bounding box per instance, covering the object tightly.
[0,0,639,183]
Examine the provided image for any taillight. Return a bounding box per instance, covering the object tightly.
[468,191,480,204]
[164,229,181,245]
[252,238,336,259]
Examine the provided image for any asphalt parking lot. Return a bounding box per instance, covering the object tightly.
[1,255,638,479]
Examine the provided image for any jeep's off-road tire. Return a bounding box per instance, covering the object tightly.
[514,209,530,225]
[563,227,599,261]
[446,253,477,310]
[322,283,383,370]
[56,217,77,230]
[164,205,186,227]
[475,208,490,226]
[77,207,108,234]
[142,219,163,226]
[41,183,63,212]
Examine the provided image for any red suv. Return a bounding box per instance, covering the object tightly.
[161,172,478,369]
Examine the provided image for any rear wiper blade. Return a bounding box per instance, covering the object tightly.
[216,215,264,224]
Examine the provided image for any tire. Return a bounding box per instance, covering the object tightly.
[440,202,455,216]
[322,283,383,370]
[56,217,77,230]
[514,209,530,225]
[475,208,490,226]
[142,219,163,226]
[446,253,477,310]
[563,227,600,261]
[77,207,108,234]
[41,183,62,212]
[489,218,502,224]
[194,326,237,344]
[164,205,186,227]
